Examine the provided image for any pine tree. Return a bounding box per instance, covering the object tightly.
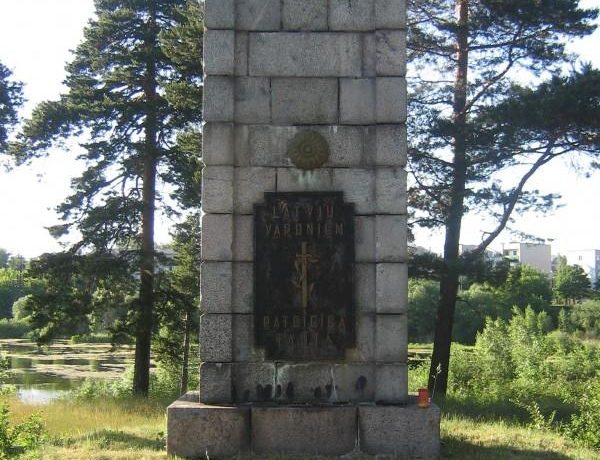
[0,62,23,153]
[12,0,203,395]
[408,0,599,395]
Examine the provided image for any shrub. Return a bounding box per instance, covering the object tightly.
[565,380,600,449]
[0,405,45,457]
[0,319,30,339]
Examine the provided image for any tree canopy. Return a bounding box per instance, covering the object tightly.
[408,0,599,395]
[0,62,23,153]
[12,0,203,394]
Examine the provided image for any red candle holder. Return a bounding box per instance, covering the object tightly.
[417,388,430,408]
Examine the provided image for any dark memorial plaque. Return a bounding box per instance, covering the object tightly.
[254,192,355,360]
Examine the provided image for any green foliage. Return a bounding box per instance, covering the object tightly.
[503,265,553,311]
[553,260,592,305]
[0,63,23,154]
[0,266,45,320]
[409,264,556,344]
[0,405,45,458]
[408,279,439,342]
[69,333,115,344]
[565,380,600,448]
[560,299,600,338]
[0,319,30,340]
[19,253,137,345]
[153,215,200,395]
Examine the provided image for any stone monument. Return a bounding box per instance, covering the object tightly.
[167,0,440,457]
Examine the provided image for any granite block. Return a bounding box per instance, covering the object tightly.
[340,78,376,125]
[204,29,235,75]
[329,0,375,31]
[202,166,234,213]
[201,213,233,261]
[376,263,408,313]
[249,33,361,77]
[199,314,233,362]
[272,78,338,124]
[234,77,271,123]
[202,122,234,165]
[282,0,328,30]
[203,76,234,122]
[200,262,232,314]
[167,397,249,457]
[236,0,281,31]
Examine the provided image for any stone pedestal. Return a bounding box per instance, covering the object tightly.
[167,393,440,458]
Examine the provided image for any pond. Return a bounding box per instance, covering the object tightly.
[0,339,134,405]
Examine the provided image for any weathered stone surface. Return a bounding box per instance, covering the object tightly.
[359,400,441,457]
[199,314,233,362]
[236,0,281,31]
[202,123,234,165]
[200,262,232,314]
[199,363,233,404]
[242,125,365,167]
[355,263,376,313]
[231,362,276,402]
[376,263,408,314]
[201,213,233,261]
[232,262,252,313]
[272,78,338,124]
[376,30,406,76]
[329,0,375,31]
[249,33,361,77]
[232,314,265,362]
[355,216,375,262]
[375,363,408,403]
[204,30,235,75]
[376,124,407,166]
[231,362,376,403]
[203,76,234,122]
[167,398,249,458]
[233,215,253,261]
[375,314,407,362]
[375,0,407,29]
[376,167,407,214]
[205,0,235,29]
[252,406,357,455]
[362,33,376,77]
[234,77,271,123]
[376,77,407,123]
[277,168,334,192]
[345,314,375,362]
[375,215,407,262]
[340,78,376,125]
[234,32,248,76]
[234,167,276,214]
[282,0,328,31]
[276,363,375,403]
[333,169,375,214]
[202,166,234,213]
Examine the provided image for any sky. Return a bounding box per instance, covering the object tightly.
[0,0,599,259]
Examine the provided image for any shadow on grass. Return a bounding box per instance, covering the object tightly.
[437,394,575,425]
[442,438,571,459]
[55,428,164,451]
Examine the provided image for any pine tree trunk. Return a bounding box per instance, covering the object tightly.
[133,0,158,396]
[428,0,469,397]
[180,309,191,395]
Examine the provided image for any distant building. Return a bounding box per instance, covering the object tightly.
[502,242,552,274]
[565,249,600,286]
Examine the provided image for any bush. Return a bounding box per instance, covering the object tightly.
[565,380,600,448]
[69,333,113,344]
[0,319,30,339]
[0,405,45,457]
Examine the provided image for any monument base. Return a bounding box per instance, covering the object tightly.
[167,392,440,459]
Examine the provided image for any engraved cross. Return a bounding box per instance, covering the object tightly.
[295,242,318,311]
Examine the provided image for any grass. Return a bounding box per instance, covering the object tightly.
[0,393,597,459]
[0,395,166,459]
